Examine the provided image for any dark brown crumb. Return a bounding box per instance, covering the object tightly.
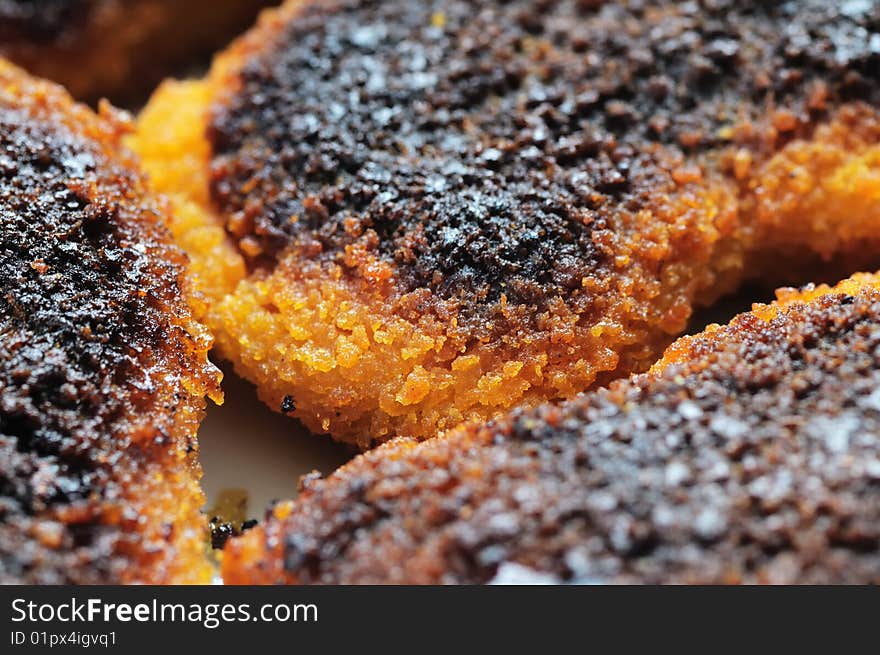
[210,517,257,551]
[222,277,880,584]
[0,60,219,584]
[209,519,237,551]
[280,395,296,414]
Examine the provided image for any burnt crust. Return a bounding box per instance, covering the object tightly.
[209,0,880,323]
[0,64,216,583]
[230,287,880,584]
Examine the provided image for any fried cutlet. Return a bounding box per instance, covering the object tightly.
[221,272,880,585]
[134,0,880,446]
[0,0,276,104]
[0,60,221,584]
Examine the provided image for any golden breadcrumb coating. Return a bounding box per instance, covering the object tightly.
[134,0,880,446]
[0,59,221,583]
[222,271,880,584]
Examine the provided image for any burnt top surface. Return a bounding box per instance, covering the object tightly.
[210,0,880,319]
[0,0,92,42]
[0,71,200,583]
[270,288,880,584]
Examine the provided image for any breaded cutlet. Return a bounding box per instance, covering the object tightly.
[0,60,220,583]
[0,0,276,104]
[222,272,880,585]
[135,0,880,445]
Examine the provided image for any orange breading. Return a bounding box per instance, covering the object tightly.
[222,272,880,585]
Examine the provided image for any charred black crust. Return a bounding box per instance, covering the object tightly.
[0,75,194,583]
[278,289,880,584]
[210,0,880,321]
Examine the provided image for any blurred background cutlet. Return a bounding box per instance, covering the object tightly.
[0,0,278,106]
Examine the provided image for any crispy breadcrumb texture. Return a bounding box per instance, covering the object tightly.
[0,60,221,584]
[135,0,880,445]
[0,0,275,104]
[222,272,880,585]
